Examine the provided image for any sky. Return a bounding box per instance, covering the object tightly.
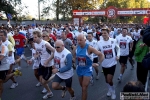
[22,0,55,19]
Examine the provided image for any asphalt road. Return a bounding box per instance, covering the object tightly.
[2,47,149,100]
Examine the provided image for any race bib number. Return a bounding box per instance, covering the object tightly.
[15,40,20,45]
[54,57,61,68]
[104,49,113,59]
[77,57,86,67]
[120,42,126,49]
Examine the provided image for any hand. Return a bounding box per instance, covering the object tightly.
[52,68,58,74]
[27,60,32,65]
[140,43,145,47]
[116,56,119,61]
[24,45,26,47]
[72,58,76,63]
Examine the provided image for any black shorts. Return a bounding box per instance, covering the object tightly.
[93,57,98,63]
[0,70,8,80]
[102,65,116,76]
[119,56,128,65]
[38,64,52,81]
[53,74,72,88]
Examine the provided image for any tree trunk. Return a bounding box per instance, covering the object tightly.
[56,0,60,21]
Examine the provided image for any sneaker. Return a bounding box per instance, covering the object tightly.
[42,88,47,94]
[36,82,41,87]
[61,86,67,98]
[106,88,111,97]
[96,73,99,80]
[43,92,53,99]
[10,83,18,89]
[70,96,76,100]
[21,54,27,60]
[118,76,122,81]
[17,67,22,70]
[111,90,116,99]
[13,70,22,76]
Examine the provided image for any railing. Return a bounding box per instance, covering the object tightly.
[145,70,150,92]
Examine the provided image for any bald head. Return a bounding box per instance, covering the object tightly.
[55,40,64,46]
[77,34,86,40]
[55,40,64,52]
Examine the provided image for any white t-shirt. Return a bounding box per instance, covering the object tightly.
[116,34,133,56]
[133,31,140,41]
[109,31,114,38]
[0,44,10,71]
[54,48,73,79]
[75,31,87,37]
[86,39,98,58]
[34,40,54,66]
[97,38,119,68]
[3,40,15,64]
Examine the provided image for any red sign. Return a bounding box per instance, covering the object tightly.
[143,17,149,24]
[73,6,150,19]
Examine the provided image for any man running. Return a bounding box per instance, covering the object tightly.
[33,30,55,99]
[73,34,104,100]
[0,30,19,89]
[0,36,21,100]
[86,32,99,80]
[116,28,133,82]
[97,28,120,99]
[51,40,76,100]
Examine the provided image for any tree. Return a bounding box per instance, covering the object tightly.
[41,0,104,20]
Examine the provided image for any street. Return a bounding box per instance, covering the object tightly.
[2,47,141,100]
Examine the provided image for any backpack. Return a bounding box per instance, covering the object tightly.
[142,53,150,70]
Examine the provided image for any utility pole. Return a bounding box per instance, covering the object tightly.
[38,0,40,21]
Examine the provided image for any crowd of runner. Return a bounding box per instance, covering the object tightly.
[0,23,149,100]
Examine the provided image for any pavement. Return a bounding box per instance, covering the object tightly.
[2,47,149,100]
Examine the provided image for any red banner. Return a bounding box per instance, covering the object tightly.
[73,6,150,19]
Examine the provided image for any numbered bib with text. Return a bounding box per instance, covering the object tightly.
[78,57,86,67]
[104,49,113,59]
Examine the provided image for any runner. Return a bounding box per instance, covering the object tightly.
[27,42,41,87]
[97,28,120,99]
[61,31,74,52]
[51,40,76,100]
[0,30,19,89]
[116,28,133,82]
[33,30,55,99]
[13,28,27,70]
[86,32,99,80]
[0,36,21,100]
[73,34,104,100]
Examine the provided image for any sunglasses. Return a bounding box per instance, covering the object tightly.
[42,36,47,38]
[55,46,61,49]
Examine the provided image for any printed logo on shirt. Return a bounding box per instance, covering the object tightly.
[104,49,113,59]
[15,39,20,45]
[54,56,61,68]
[120,42,126,49]
[77,57,86,67]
